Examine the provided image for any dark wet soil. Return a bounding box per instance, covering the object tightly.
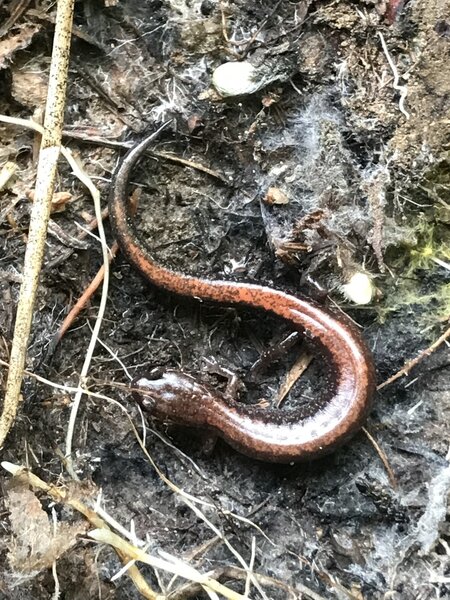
[0,1,449,599]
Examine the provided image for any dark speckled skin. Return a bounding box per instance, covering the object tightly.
[109,129,376,463]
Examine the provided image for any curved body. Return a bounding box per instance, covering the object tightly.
[109,130,376,462]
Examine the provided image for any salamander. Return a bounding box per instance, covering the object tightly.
[108,125,376,463]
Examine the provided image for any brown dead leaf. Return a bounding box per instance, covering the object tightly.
[0,24,40,70]
[6,479,87,573]
[11,65,49,109]
[264,187,289,205]
[27,189,73,212]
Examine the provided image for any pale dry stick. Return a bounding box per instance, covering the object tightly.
[377,32,410,120]
[0,0,75,449]
[0,114,111,479]
[87,326,133,379]
[51,561,60,600]
[110,539,153,584]
[0,161,17,190]
[158,551,220,600]
[431,257,450,271]
[0,116,47,135]
[94,491,145,548]
[89,529,248,600]
[1,461,158,600]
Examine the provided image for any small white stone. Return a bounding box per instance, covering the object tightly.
[212,61,260,97]
[341,272,375,305]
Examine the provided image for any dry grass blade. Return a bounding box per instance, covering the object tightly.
[89,528,249,600]
[164,566,327,600]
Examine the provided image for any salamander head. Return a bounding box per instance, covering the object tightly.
[131,369,211,425]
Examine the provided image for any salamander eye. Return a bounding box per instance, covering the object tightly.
[146,367,165,380]
[138,393,155,412]
[130,376,157,411]
[132,368,164,386]
[130,370,162,397]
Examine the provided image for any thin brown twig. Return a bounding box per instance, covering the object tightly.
[154,150,229,184]
[362,427,397,489]
[46,205,110,269]
[371,320,450,486]
[62,128,229,183]
[275,350,313,408]
[49,186,142,354]
[48,241,119,356]
[377,320,450,390]
[89,529,248,600]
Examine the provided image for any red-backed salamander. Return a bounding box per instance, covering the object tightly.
[108,125,376,463]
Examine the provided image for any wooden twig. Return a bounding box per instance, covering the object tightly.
[0,0,76,448]
[48,241,119,357]
[362,427,397,489]
[0,119,111,479]
[377,321,450,390]
[49,187,143,355]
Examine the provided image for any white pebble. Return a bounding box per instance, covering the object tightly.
[341,272,375,305]
[212,61,260,97]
